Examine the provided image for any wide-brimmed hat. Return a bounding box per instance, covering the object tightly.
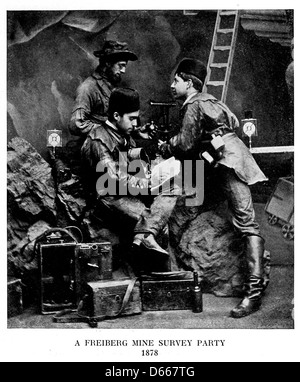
[176,58,207,84]
[94,40,138,62]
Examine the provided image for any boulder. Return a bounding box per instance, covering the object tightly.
[7,137,57,305]
[7,137,57,250]
[171,202,245,296]
[56,175,87,223]
[169,198,270,296]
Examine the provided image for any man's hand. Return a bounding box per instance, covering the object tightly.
[138,177,150,190]
[134,123,159,140]
[135,130,153,140]
[158,140,171,158]
[158,139,166,148]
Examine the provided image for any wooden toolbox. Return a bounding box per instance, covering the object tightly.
[78,278,142,319]
[141,271,195,311]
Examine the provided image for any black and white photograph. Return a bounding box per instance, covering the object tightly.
[2,1,299,364]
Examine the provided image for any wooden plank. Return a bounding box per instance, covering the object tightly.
[220,11,239,16]
[214,45,232,50]
[217,28,235,33]
[206,81,225,86]
[250,146,294,154]
[241,10,287,20]
[241,19,290,34]
[210,63,228,68]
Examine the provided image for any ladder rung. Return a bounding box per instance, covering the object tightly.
[219,11,238,16]
[210,63,228,68]
[214,45,232,51]
[206,81,225,86]
[217,28,234,34]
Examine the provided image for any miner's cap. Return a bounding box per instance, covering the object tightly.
[108,87,140,115]
[176,58,207,83]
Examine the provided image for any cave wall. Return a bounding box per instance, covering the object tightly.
[7,10,293,157]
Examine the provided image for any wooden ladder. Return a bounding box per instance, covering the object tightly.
[204,10,240,103]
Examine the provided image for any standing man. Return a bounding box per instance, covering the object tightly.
[69,40,138,137]
[81,87,180,273]
[159,58,268,318]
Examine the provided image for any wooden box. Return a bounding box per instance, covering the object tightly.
[80,278,142,319]
[74,242,113,302]
[7,277,23,318]
[141,271,195,311]
[265,176,294,240]
[265,176,294,225]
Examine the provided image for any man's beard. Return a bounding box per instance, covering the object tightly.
[111,74,121,85]
[107,69,121,85]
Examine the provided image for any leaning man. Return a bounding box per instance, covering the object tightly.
[159,58,269,318]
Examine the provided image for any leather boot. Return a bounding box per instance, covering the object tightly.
[133,233,169,257]
[231,235,265,319]
[131,233,170,274]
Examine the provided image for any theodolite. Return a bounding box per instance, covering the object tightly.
[148,100,176,141]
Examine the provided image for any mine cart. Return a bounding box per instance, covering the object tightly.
[265,176,294,240]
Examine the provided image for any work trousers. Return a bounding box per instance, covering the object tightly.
[97,193,179,238]
[220,167,261,238]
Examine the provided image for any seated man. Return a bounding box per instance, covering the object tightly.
[81,87,180,272]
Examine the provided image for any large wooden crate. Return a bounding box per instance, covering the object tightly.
[265,176,294,240]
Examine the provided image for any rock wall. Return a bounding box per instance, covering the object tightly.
[7,137,56,251]
[7,137,270,307]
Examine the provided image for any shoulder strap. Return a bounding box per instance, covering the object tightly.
[115,277,138,316]
[20,226,82,263]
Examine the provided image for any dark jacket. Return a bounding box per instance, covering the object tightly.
[81,122,148,198]
[165,92,268,185]
[69,70,114,136]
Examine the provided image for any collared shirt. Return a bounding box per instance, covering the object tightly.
[69,70,114,136]
[105,120,117,130]
[182,91,199,108]
[105,120,129,147]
